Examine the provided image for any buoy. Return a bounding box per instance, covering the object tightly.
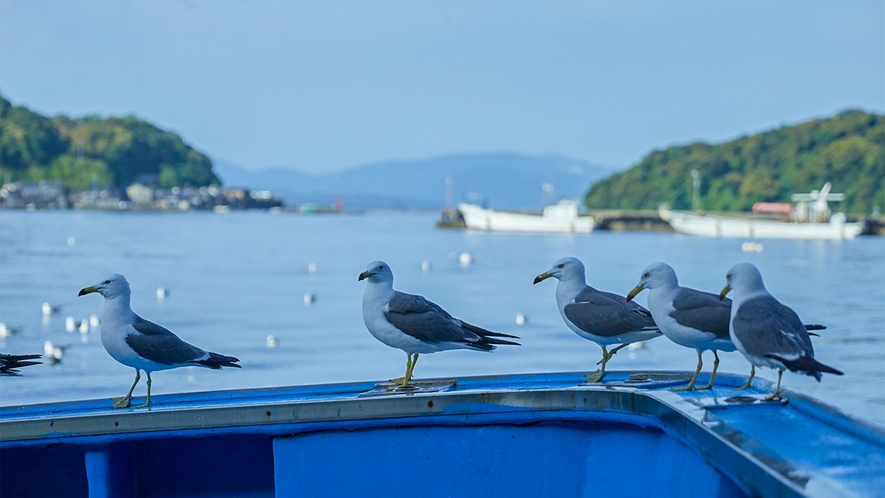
[156,287,168,300]
[303,293,317,305]
[266,335,279,348]
[421,261,433,273]
[515,313,528,326]
[459,252,473,266]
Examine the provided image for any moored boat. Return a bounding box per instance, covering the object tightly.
[660,183,864,240]
[2,371,882,497]
[458,200,594,233]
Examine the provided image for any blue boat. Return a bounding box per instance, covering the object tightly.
[1,371,883,497]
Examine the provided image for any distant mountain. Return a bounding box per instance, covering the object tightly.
[584,110,884,214]
[214,153,613,210]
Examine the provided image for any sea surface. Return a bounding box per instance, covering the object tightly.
[0,210,883,426]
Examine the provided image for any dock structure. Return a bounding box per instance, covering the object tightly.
[1,372,883,497]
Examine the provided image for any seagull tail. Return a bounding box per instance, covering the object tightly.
[462,323,521,349]
[766,354,843,382]
[0,354,42,375]
[192,352,241,369]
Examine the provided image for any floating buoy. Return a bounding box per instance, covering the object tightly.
[307,263,318,274]
[266,335,279,348]
[515,313,528,326]
[459,252,473,266]
[421,261,433,273]
[156,287,169,300]
[303,293,317,305]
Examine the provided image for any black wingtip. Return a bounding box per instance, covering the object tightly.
[766,354,843,380]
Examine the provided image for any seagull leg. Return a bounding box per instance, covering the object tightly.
[761,370,783,402]
[697,351,720,390]
[388,354,418,390]
[671,351,703,391]
[389,354,413,384]
[403,354,419,386]
[586,345,614,383]
[132,373,152,408]
[735,365,756,391]
[112,369,141,408]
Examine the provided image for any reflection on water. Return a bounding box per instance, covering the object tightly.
[0,210,883,425]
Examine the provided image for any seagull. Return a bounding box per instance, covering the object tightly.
[79,274,241,408]
[0,323,22,338]
[42,302,61,315]
[43,340,69,365]
[627,262,739,391]
[359,261,519,389]
[0,353,41,375]
[534,257,661,382]
[720,263,843,401]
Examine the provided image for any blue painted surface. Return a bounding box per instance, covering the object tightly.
[1,372,883,498]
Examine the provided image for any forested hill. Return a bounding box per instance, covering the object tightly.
[0,94,218,189]
[584,110,884,214]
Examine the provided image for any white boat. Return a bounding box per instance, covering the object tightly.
[660,183,864,240]
[458,200,594,233]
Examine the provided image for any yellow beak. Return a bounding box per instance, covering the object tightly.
[719,284,731,301]
[533,272,553,285]
[358,270,372,281]
[625,284,645,303]
[78,285,98,297]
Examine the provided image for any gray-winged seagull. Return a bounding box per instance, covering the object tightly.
[627,262,742,390]
[534,257,660,382]
[79,274,240,408]
[359,261,519,389]
[720,263,842,401]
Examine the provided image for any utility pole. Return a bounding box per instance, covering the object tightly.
[691,169,700,211]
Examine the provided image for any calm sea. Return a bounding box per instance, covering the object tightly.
[0,210,882,425]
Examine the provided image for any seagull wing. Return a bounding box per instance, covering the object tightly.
[732,295,813,359]
[384,292,482,345]
[668,288,732,338]
[126,316,206,366]
[564,286,659,337]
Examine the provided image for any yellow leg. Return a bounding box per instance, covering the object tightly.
[389,353,418,390]
[735,365,755,391]
[761,370,783,402]
[672,351,703,391]
[586,345,614,383]
[697,351,720,390]
[112,369,141,408]
[132,373,152,408]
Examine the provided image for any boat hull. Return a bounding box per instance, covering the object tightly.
[660,209,864,240]
[458,203,594,233]
[2,372,882,498]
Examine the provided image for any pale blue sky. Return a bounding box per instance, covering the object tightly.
[1,1,883,173]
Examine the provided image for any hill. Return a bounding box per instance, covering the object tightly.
[214,153,612,210]
[584,110,884,214]
[0,94,218,189]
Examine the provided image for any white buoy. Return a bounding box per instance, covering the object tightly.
[741,242,764,253]
[421,260,433,273]
[307,262,318,273]
[266,335,279,348]
[65,316,77,332]
[67,236,76,246]
[459,252,473,266]
[42,302,59,315]
[79,319,89,334]
[89,314,101,329]
[303,293,317,305]
[515,313,528,326]
[156,287,168,300]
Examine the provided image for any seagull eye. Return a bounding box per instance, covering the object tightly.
[104,280,111,284]
[643,273,649,278]
[557,264,564,268]
[378,266,384,271]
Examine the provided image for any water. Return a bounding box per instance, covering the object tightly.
[0,210,883,426]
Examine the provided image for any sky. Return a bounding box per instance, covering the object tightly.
[1,1,883,174]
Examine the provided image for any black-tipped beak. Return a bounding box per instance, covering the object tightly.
[719,284,731,301]
[358,271,371,281]
[533,272,553,285]
[78,286,98,297]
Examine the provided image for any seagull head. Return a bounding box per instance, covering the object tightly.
[533,257,585,285]
[78,274,130,299]
[359,261,394,284]
[720,262,765,301]
[626,262,677,302]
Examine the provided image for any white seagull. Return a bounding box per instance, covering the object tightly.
[720,263,842,401]
[534,257,660,382]
[627,262,738,391]
[79,274,240,408]
[359,261,519,389]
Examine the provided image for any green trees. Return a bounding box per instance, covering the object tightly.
[0,94,220,189]
[584,110,884,214]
